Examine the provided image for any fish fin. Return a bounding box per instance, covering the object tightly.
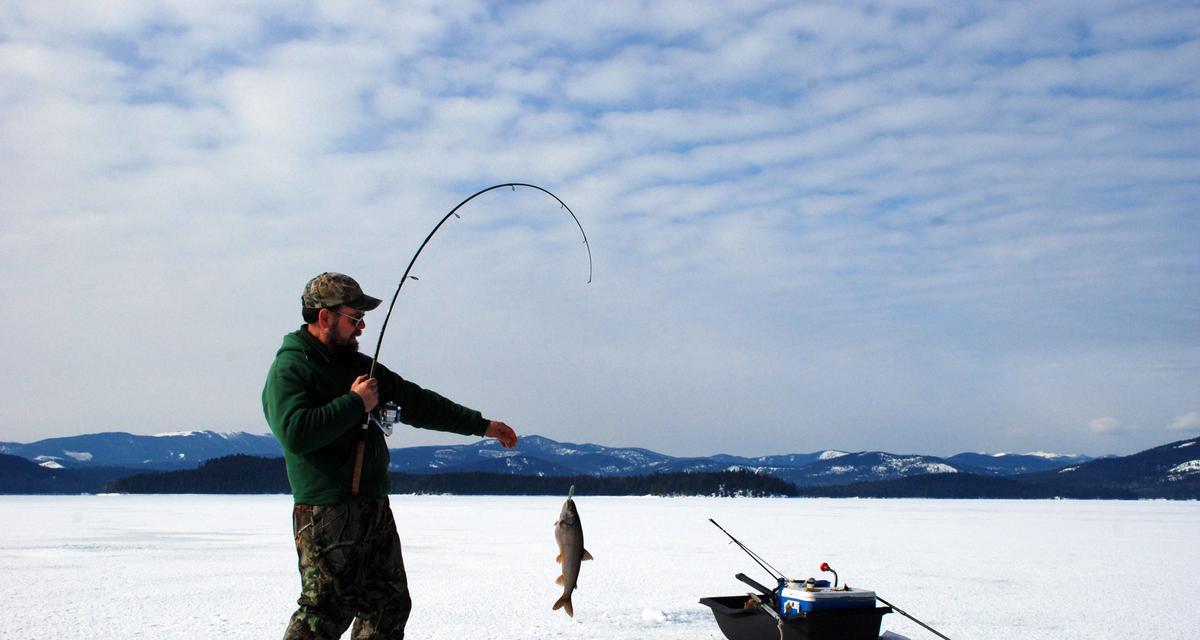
[555,574,564,586]
[582,549,594,561]
[553,595,573,618]
[555,553,562,563]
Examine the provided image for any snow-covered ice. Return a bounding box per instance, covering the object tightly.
[1,495,1196,639]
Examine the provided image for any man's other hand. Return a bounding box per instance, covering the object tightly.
[485,421,518,448]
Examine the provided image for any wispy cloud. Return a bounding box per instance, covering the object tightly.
[1,0,1196,457]
[1168,412,1200,432]
[1088,417,1132,436]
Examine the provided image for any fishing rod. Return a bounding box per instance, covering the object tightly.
[709,518,787,583]
[350,182,592,495]
[875,594,953,640]
[817,563,952,639]
[713,518,954,640]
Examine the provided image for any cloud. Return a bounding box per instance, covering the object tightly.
[1088,417,1133,436]
[0,1,1197,458]
[1168,412,1200,432]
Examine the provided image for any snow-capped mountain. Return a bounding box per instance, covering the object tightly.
[0,431,282,470]
[800,436,1200,500]
[382,437,1000,487]
[774,451,962,486]
[1,430,1090,487]
[1026,436,1200,493]
[946,451,1094,475]
[386,435,679,476]
[3,430,1197,499]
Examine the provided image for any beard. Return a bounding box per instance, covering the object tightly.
[335,333,360,354]
[322,325,361,355]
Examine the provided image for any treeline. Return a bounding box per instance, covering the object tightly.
[794,472,1136,499]
[794,471,1200,499]
[106,455,291,493]
[106,455,798,496]
[0,453,140,494]
[392,469,798,497]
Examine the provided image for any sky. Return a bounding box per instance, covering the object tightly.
[1,0,1197,458]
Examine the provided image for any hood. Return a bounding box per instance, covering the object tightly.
[278,328,333,363]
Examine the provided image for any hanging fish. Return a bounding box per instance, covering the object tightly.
[553,485,593,617]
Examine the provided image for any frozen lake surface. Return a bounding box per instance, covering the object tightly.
[1,495,1196,639]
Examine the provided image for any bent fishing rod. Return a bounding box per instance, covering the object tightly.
[351,182,592,495]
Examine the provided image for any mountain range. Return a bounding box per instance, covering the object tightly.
[2,430,1090,481]
[0,430,282,470]
[3,430,1197,498]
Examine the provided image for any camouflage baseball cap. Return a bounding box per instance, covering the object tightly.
[302,272,382,311]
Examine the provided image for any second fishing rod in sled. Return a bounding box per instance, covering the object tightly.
[702,519,952,640]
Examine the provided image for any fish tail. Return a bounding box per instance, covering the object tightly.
[553,594,574,618]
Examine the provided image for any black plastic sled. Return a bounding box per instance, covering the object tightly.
[699,595,892,640]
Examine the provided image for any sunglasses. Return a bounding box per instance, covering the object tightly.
[331,309,366,326]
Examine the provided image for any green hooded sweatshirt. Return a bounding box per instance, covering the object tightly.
[262,328,488,504]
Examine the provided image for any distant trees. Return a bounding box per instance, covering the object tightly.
[77,449,1200,501]
[391,468,798,497]
[106,456,798,497]
[106,455,290,494]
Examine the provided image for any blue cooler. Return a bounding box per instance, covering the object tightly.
[777,581,877,618]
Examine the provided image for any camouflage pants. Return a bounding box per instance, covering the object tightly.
[283,498,411,640]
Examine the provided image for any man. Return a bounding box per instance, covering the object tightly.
[263,272,517,639]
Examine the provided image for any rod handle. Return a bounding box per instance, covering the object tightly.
[736,572,775,597]
[351,437,366,496]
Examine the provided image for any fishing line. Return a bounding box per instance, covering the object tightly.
[369,183,592,375]
[350,182,592,495]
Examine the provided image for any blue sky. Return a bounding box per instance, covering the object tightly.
[1,0,1197,457]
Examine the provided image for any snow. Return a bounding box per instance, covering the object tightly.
[36,458,64,469]
[870,456,955,476]
[153,430,244,439]
[818,450,848,460]
[613,451,657,464]
[148,430,240,439]
[1167,460,1200,480]
[63,450,93,462]
[1,496,1197,639]
[987,451,1079,460]
[1176,442,1195,449]
[1024,451,1075,460]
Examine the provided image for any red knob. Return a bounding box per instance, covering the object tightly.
[820,562,830,571]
